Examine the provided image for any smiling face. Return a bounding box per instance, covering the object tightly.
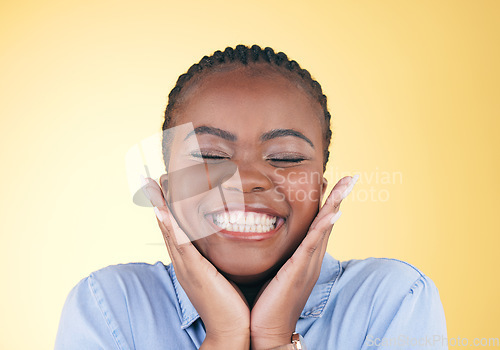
[162,64,328,284]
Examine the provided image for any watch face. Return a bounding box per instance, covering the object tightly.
[292,333,307,350]
[299,334,307,350]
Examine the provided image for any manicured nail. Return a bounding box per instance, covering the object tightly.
[153,206,166,223]
[139,174,152,201]
[139,173,147,186]
[330,210,342,224]
[341,174,359,200]
[142,186,152,202]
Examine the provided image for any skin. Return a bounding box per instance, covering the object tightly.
[142,65,354,349]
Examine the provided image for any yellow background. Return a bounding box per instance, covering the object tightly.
[1,0,499,348]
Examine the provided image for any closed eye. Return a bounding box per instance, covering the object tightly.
[190,151,230,162]
[268,157,306,163]
[266,153,309,167]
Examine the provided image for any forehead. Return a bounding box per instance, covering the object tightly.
[172,64,325,133]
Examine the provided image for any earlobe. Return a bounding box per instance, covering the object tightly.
[320,177,328,203]
[159,174,170,204]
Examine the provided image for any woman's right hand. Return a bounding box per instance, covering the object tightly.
[142,177,250,350]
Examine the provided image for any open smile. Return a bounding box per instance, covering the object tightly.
[205,209,285,241]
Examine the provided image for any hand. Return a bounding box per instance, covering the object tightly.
[142,177,251,349]
[249,175,358,350]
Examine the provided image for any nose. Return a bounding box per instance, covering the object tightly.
[222,161,273,193]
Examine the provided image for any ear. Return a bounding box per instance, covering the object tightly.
[320,177,328,203]
[159,173,170,203]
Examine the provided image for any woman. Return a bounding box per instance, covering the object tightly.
[55,44,447,349]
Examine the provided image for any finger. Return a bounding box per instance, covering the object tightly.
[296,210,338,260]
[142,178,201,262]
[141,176,193,246]
[310,174,358,230]
[141,177,167,208]
[327,174,359,210]
[155,205,182,265]
[154,204,201,266]
[271,175,354,287]
[310,175,358,255]
[316,210,342,263]
[310,185,350,268]
[341,173,360,201]
[159,216,176,264]
[308,177,349,229]
[289,175,357,265]
[289,207,343,281]
[271,216,337,290]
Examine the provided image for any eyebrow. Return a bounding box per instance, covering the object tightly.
[260,129,314,148]
[184,126,314,148]
[184,126,237,142]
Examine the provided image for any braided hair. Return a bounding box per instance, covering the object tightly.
[162,44,332,172]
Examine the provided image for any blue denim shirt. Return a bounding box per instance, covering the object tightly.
[55,253,447,349]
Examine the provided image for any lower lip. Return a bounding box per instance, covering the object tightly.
[207,216,285,241]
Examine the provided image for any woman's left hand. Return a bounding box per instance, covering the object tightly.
[249,175,358,350]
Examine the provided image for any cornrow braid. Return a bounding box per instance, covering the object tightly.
[162,44,332,172]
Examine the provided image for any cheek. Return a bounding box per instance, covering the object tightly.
[273,170,324,235]
[274,170,323,207]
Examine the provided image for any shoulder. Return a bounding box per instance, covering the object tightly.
[343,256,425,278]
[82,261,178,306]
[56,261,181,349]
[88,260,171,278]
[331,257,440,317]
[61,261,180,325]
[327,257,444,333]
[87,261,173,287]
[299,256,446,349]
[63,261,176,310]
[338,257,427,293]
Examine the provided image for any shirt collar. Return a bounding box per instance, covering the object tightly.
[167,252,341,329]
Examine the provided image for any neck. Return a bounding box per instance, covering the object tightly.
[235,280,269,308]
[226,258,290,307]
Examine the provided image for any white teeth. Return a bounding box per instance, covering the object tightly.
[246,212,255,225]
[230,212,237,224]
[211,211,279,233]
[236,214,245,225]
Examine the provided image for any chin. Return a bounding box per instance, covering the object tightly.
[210,254,283,284]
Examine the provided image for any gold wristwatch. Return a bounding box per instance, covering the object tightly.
[270,332,306,350]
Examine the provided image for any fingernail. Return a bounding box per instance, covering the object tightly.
[341,174,359,200]
[141,185,152,201]
[330,210,342,224]
[153,206,166,223]
[139,173,147,186]
[139,175,153,202]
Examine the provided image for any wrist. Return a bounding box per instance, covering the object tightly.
[269,346,295,350]
[250,334,291,350]
[251,332,305,350]
[202,331,250,350]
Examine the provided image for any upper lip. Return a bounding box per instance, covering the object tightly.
[205,203,286,218]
